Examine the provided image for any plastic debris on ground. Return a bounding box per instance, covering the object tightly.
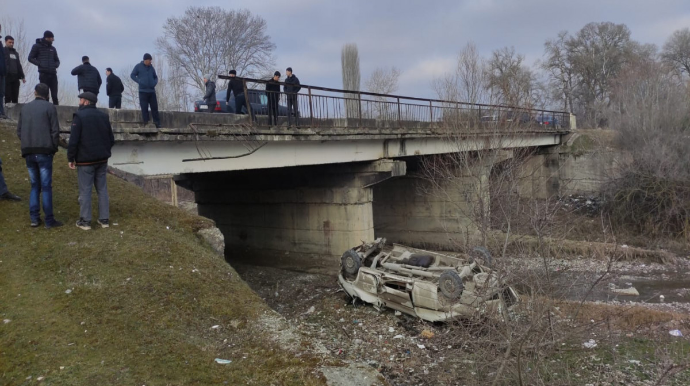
[214,358,232,364]
[669,329,683,337]
[583,339,597,349]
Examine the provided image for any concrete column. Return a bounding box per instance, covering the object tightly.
[373,159,492,250]
[176,160,405,269]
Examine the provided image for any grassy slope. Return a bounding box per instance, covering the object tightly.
[0,123,325,385]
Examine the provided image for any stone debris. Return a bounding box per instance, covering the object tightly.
[611,287,639,296]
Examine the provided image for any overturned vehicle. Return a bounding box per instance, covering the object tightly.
[338,239,519,322]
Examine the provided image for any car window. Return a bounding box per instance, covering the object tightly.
[260,95,268,105]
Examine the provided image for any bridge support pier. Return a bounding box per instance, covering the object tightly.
[176,160,406,269]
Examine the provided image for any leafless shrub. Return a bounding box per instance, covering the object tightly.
[662,27,690,77]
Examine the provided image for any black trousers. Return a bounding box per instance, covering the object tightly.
[267,96,279,125]
[5,77,20,104]
[139,92,160,127]
[38,73,59,105]
[287,94,299,125]
[206,103,215,113]
[109,96,122,109]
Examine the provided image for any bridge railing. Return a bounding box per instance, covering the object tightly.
[217,75,571,131]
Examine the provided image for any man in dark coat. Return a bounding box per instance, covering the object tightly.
[284,67,301,126]
[0,24,7,119]
[202,74,216,113]
[28,31,60,105]
[226,69,249,116]
[130,53,160,128]
[4,35,26,105]
[71,56,102,96]
[16,83,63,228]
[105,68,124,109]
[266,71,281,126]
[68,91,115,230]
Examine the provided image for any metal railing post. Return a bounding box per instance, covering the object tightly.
[429,100,433,123]
[397,97,402,128]
[243,78,253,125]
[358,92,363,127]
[308,87,314,128]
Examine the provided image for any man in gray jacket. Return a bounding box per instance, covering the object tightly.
[16,83,63,228]
[202,74,216,113]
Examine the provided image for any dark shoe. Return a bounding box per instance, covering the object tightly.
[76,218,91,231]
[31,219,43,228]
[97,219,109,228]
[0,191,21,201]
[45,220,64,229]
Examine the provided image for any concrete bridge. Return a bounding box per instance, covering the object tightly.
[6,84,574,268]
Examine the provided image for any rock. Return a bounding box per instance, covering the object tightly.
[197,227,225,255]
[420,330,435,339]
[611,287,639,296]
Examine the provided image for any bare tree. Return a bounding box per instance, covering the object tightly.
[156,7,276,97]
[433,42,489,105]
[341,43,361,119]
[543,31,576,112]
[486,46,535,107]
[0,16,38,103]
[364,66,400,119]
[661,27,690,77]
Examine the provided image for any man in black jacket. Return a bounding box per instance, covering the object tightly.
[0,24,7,119]
[266,71,281,126]
[28,31,60,105]
[284,67,301,126]
[105,68,124,109]
[71,56,102,96]
[67,91,115,230]
[4,35,26,105]
[202,74,216,113]
[226,69,254,119]
[16,83,63,228]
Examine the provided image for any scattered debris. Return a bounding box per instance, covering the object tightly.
[214,358,232,364]
[669,330,683,337]
[417,344,426,349]
[611,287,640,296]
[306,306,316,314]
[583,339,598,349]
[210,325,220,329]
[420,330,435,339]
[65,289,72,294]
[2,319,10,324]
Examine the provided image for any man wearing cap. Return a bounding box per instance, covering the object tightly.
[4,35,27,106]
[105,68,124,109]
[284,67,301,127]
[16,83,62,228]
[130,53,160,128]
[266,71,281,126]
[0,23,8,119]
[68,91,114,230]
[71,56,102,96]
[28,31,60,105]
[202,74,216,113]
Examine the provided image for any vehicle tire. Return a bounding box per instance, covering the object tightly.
[341,249,362,276]
[471,246,493,268]
[439,270,464,300]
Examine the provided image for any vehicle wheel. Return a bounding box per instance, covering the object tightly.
[471,246,493,268]
[439,271,464,300]
[341,249,362,276]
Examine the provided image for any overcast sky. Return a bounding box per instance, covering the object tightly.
[2,0,689,99]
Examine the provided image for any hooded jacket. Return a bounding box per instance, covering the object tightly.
[16,97,60,157]
[28,38,60,74]
[203,80,216,106]
[106,72,124,97]
[3,46,25,80]
[130,61,158,93]
[71,62,102,93]
[67,104,115,164]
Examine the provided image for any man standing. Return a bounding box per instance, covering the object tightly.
[71,56,102,96]
[4,35,26,105]
[266,71,281,126]
[0,157,21,202]
[28,31,60,105]
[202,74,216,113]
[130,53,160,128]
[0,24,7,119]
[284,67,301,126]
[226,70,244,114]
[67,92,114,230]
[105,68,124,109]
[16,83,62,228]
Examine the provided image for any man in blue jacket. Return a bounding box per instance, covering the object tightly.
[130,53,160,128]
